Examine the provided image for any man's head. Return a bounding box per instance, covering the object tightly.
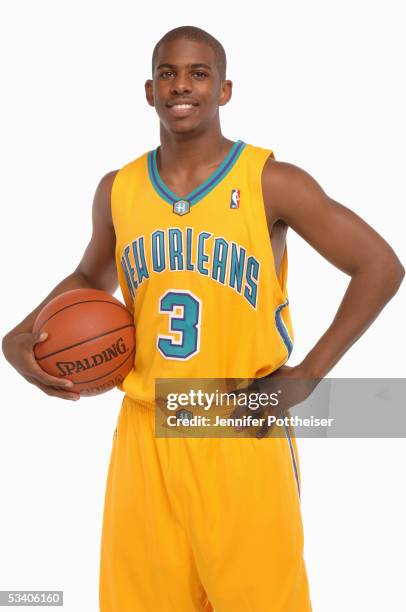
[145,26,232,136]
[151,26,227,81]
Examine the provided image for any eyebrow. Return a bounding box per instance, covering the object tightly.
[156,63,212,71]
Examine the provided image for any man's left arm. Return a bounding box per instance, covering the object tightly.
[262,159,404,379]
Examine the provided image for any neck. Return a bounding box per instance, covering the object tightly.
[158,121,232,174]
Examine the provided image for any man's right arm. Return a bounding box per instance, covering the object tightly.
[2,170,119,400]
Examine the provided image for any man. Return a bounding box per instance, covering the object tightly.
[2,25,404,612]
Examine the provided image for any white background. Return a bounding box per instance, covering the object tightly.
[1,1,405,610]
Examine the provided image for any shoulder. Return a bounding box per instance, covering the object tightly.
[261,156,326,222]
[114,150,150,178]
[93,151,148,219]
[92,170,119,227]
[262,156,315,191]
[97,170,119,192]
[94,170,119,205]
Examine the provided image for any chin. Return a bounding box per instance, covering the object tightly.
[164,120,202,135]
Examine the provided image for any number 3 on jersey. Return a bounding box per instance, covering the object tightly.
[157,290,202,360]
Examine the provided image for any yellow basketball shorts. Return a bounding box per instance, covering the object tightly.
[99,395,312,611]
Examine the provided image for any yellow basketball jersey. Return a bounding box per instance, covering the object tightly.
[111,140,294,403]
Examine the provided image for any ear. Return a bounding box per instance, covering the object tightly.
[145,79,155,107]
[218,80,233,107]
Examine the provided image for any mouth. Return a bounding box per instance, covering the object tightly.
[166,103,199,118]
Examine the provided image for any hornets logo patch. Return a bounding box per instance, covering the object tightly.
[173,199,190,216]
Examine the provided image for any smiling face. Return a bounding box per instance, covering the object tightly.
[145,38,232,136]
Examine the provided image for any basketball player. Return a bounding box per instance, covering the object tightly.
[2,25,404,612]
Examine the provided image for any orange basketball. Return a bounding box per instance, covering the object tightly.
[33,288,135,396]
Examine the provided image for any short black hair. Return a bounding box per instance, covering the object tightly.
[152,26,227,80]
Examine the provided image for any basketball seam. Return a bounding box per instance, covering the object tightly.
[37,299,129,328]
[70,347,136,385]
[36,324,135,360]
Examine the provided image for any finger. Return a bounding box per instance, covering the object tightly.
[29,378,80,401]
[32,331,48,344]
[228,398,249,421]
[234,407,265,433]
[228,382,263,431]
[25,375,79,399]
[256,422,270,439]
[255,410,277,439]
[230,404,249,432]
[25,356,75,389]
[26,332,75,388]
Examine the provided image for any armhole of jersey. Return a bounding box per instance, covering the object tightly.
[256,148,286,303]
[264,150,289,296]
[262,149,290,297]
[278,244,289,294]
[110,153,145,230]
[109,167,133,311]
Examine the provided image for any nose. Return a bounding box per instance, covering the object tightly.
[170,69,192,95]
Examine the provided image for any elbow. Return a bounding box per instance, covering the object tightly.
[2,333,12,362]
[380,254,405,297]
[395,262,405,291]
[356,250,405,299]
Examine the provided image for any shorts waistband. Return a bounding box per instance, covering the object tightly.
[122,392,253,419]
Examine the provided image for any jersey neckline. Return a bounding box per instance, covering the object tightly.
[147,139,246,207]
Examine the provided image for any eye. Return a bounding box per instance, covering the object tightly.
[193,71,208,79]
[159,71,174,79]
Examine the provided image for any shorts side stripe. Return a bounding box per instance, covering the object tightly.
[284,423,301,499]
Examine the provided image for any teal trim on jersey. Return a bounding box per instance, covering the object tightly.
[275,299,293,357]
[147,140,246,207]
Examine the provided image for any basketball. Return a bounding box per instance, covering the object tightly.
[32,288,135,396]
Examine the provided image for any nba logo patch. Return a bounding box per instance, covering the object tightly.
[173,199,190,216]
[230,189,240,209]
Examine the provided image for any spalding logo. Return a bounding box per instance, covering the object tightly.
[56,337,128,376]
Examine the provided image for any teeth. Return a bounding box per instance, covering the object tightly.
[172,104,193,108]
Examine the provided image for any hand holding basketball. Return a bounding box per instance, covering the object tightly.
[2,330,80,400]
